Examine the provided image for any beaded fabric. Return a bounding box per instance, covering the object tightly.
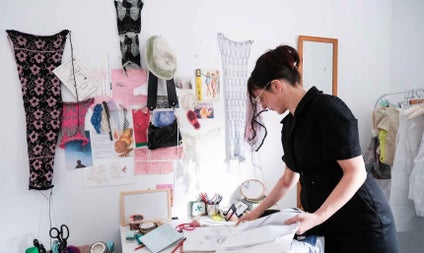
[114,0,143,35]
[90,103,103,134]
[6,29,69,190]
[217,33,253,161]
[114,0,143,69]
[119,32,141,68]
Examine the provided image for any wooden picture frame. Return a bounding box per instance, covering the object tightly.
[120,189,172,226]
[298,35,338,96]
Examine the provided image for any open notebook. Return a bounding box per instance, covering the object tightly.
[219,209,300,251]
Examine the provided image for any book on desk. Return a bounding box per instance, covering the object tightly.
[139,223,184,253]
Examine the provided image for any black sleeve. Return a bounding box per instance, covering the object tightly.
[316,95,362,160]
[281,115,297,172]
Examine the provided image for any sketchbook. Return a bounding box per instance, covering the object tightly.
[139,223,184,253]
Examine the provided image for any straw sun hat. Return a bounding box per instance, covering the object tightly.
[145,35,177,80]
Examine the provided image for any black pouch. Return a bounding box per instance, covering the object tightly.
[147,119,181,149]
[146,72,181,150]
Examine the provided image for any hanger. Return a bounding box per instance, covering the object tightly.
[374,88,424,109]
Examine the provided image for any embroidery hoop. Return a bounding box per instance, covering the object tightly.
[240,179,265,201]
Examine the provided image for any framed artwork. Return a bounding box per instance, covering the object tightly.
[120,189,171,226]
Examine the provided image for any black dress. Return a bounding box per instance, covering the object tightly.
[281,87,399,253]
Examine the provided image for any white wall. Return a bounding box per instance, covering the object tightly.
[0,0,422,252]
[391,0,424,91]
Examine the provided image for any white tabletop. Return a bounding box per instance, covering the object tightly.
[120,217,234,253]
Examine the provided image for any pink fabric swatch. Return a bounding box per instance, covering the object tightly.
[111,68,147,108]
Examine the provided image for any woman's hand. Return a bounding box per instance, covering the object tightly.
[235,209,261,226]
[284,212,322,235]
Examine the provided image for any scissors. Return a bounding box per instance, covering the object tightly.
[49,224,69,253]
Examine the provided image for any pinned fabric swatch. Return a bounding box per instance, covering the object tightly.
[132,108,150,147]
[111,68,147,109]
[114,0,143,35]
[6,29,69,190]
[114,0,144,69]
[58,98,94,148]
[217,33,253,161]
[119,32,141,68]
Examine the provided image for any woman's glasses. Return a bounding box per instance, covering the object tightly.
[254,81,271,104]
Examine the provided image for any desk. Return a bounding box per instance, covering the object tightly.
[120,218,324,253]
[120,223,184,253]
[120,218,232,253]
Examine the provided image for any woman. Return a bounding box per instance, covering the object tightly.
[238,45,399,253]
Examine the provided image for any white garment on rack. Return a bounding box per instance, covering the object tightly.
[409,115,424,217]
[407,105,424,120]
[389,113,424,231]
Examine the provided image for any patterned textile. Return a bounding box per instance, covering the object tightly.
[58,98,94,148]
[7,29,69,190]
[217,33,253,161]
[114,0,143,34]
[119,32,141,68]
[114,0,143,68]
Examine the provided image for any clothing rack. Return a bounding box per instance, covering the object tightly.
[374,88,424,109]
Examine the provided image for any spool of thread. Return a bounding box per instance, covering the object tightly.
[89,241,107,253]
[139,221,157,234]
[129,214,144,230]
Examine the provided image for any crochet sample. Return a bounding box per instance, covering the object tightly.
[114,0,143,69]
[7,29,69,190]
[58,98,94,148]
[114,0,143,35]
[218,33,253,161]
[119,32,141,68]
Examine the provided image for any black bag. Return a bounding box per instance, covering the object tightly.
[147,72,181,149]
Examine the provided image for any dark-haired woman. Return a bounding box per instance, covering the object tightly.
[237,45,399,253]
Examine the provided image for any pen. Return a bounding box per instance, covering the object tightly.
[134,244,145,251]
[200,193,209,204]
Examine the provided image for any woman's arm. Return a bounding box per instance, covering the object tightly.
[285,155,367,234]
[236,167,299,225]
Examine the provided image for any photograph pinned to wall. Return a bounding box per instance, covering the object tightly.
[156,95,180,109]
[194,102,214,119]
[196,68,220,101]
[65,131,93,170]
[174,75,194,92]
[152,109,176,127]
[114,127,135,157]
[84,158,133,187]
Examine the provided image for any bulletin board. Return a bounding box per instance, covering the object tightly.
[120,189,171,226]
